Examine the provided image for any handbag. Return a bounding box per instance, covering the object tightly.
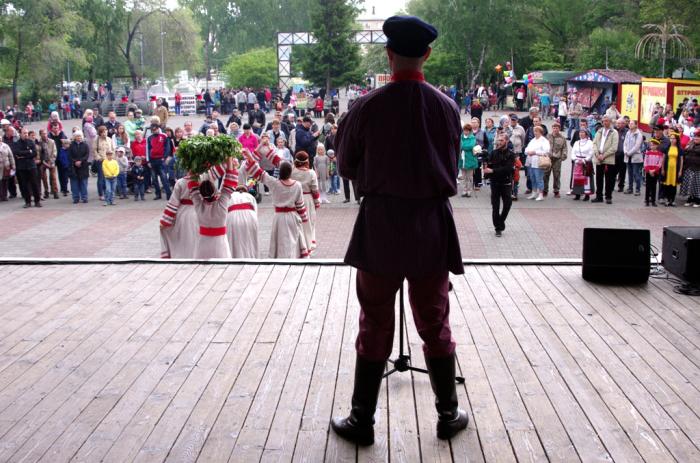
[538,154,552,170]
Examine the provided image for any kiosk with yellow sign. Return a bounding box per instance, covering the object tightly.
[639,78,700,131]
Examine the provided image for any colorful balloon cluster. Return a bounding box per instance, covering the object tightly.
[496,62,516,84]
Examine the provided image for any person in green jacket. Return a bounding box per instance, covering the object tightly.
[459,122,479,197]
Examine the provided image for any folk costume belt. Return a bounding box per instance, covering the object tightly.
[199,226,226,236]
[228,203,254,212]
[275,207,296,213]
[180,199,193,205]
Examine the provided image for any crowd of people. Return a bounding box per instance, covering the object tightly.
[1,84,699,251]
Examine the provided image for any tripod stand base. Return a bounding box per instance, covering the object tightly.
[383,354,465,384]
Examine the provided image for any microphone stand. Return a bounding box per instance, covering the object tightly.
[383,280,465,384]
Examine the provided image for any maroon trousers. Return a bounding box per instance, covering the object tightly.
[355,270,456,362]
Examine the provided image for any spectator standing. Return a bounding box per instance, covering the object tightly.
[680,130,700,207]
[623,120,643,196]
[591,116,619,204]
[68,131,90,203]
[14,128,42,208]
[544,122,567,197]
[0,138,15,201]
[146,120,172,200]
[37,129,58,199]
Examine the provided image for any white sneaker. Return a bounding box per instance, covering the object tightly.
[535,194,544,201]
[528,193,537,200]
[685,202,693,207]
[694,204,700,208]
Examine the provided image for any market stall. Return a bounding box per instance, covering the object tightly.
[566,69,642,115]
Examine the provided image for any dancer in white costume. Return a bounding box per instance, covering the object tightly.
[291,151,320,252]
[226,185,259,258]
[159,176,198,258]
[188,158,239,259]
[244,150,309,258]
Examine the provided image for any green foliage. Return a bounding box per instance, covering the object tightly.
[176,135,243,175]
[423,50,462,86]
[577,28,653,75]
[361,44,390,77]
[223,48,277,88]
[298,0,362,92]
[529,41,565,70]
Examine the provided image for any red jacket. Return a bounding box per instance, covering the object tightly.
[130,138,146,159]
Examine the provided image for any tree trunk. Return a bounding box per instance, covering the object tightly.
[205,20,212,82]
[325,70,331,102]
[12,30,22,106]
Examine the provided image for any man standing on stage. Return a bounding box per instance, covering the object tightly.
[332,15,468,445]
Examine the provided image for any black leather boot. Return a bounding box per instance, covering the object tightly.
[425,354,469,440]
[330,355,385,446]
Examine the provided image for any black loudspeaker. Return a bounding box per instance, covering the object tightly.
[662,226,700,284]
[582,228,650,284]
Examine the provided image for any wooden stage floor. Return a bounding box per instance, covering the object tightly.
[0,263,698,462]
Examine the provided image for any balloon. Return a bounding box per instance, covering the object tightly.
[503,70,509,78]
[510,70,515,77]
[505,77,513,84]
[495,64,503,72]
[523,79,529,85]
[522,74,528,80]
[528,83,533,88]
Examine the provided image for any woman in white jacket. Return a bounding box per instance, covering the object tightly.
[623,120,644,196]
[524,126,550,201]
[571,128,595,201]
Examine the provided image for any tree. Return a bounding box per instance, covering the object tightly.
[635,20,695,77]
[360,44,389,77]
[299,0,361,95]
[223,48,277,88]
[0,0,85,104]
[423,50,462,86]
[529,41,565,70]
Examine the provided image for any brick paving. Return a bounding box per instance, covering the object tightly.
[0,173,697,259]
[7,110,698,259]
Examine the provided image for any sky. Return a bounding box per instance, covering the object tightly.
[360,0,409,18]
[167,0,410,18]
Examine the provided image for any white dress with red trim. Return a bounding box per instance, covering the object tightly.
[189,169,238,259]
[226,191,259,258]
[248,163,309,258]
[291,167,320,252]
[159,177,198,258]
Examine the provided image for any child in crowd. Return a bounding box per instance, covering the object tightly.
[132,156,146,200]
[512,154,523,201]
[327,150,339,194]
[314,144,329,203]
[116,147,129,199]
[275,135,292,164]
[644,138,664,207]
[102,150,119,206]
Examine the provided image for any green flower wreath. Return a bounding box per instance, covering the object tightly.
[175,135,243,175]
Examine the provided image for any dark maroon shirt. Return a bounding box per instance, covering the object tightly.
[336,74,464,277]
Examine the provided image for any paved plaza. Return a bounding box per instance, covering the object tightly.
[4,112,699,259]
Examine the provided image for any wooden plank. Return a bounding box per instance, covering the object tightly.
[0,264,108,362]
[404,286,454,463]
[648,277,700,316]
[537,266,700,463]
[556,266,700,410]
[317,267,358,463]
[461,267,549,463]
[165,265,304,463]
[450,274,517,463]
[507,266,644,463]
[39,266,245,463]
[184,265,296,462]
[544,266,700,455]
[523,266,676,462]
[240,266,345,463]
[385,285,422,463]
[474,266,580,462]
[488,266,611,463]
[95,266,239,463]
[0,264,188,461]
[0,264,152,401]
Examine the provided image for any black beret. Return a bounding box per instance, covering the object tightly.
[383,15,438,58]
